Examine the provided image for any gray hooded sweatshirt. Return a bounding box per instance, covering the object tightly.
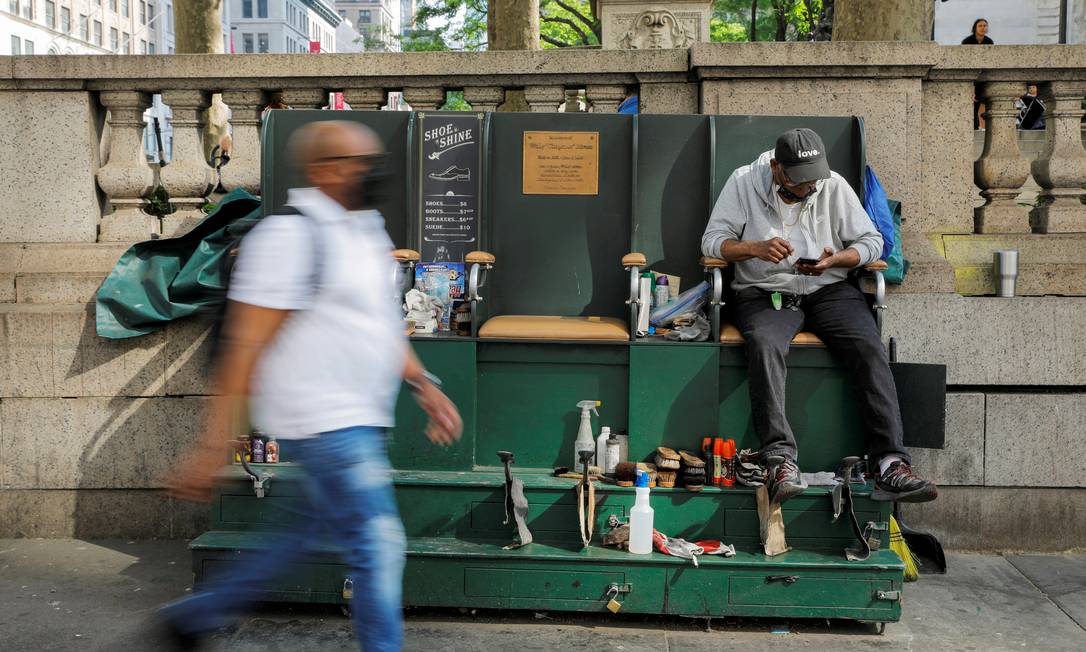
[700,150,882,295]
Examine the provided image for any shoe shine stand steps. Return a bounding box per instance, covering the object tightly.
[191,110,930,629]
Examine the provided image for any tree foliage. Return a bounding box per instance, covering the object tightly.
[402,0,599,50]
[710,0,827,42]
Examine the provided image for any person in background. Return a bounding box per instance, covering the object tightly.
[617,88,639,115]
[1015,83,1046,131]
[962,18,994,130]
[156,121,462,652]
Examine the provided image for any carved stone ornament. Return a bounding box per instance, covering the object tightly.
[619,8,695,49]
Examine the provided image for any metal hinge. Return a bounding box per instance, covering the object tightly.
[607,582,633,594]
[765,575,799,585]
[876,590,901,602]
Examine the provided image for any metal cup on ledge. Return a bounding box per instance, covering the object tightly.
[993,249,1019,298]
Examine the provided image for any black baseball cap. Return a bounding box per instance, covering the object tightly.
[774,128,831,184]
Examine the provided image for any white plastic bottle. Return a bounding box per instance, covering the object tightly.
[605,432,621,474]
[595,426,611,470]
[574,400,600,472]
[628,470,654,555]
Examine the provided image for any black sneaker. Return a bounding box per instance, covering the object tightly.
[767,457,806,504]
[872,461,938,503]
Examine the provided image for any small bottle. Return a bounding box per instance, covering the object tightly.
[605,432,621,474]
[712,438,724,486]
[595,426,611,469]
[628,470,655,555]
[265,439,279,464]
[251,435,266,464]
[701,436,712,469]
[654,275,670,308]
[722,438,736,487]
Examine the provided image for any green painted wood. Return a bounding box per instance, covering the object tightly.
[391,339,477,470]
[260,110,414,248]
[475,344,629,470]
[628,344,719,463]
[485,113,633,319]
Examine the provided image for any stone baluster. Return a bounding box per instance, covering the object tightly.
[218,90,263,195]
[463,86,505,112]
[523,85,565,113]
[973,82,1032,233]
[342,87,387,110]
[1030,81,1086,233]
[587,84,628,113]
[96,91,157,241]
[158,90,214,236]
[403,87,447,110]
[562,89,586,113]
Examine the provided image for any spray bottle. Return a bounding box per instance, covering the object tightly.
[628,469,655,555]
[574,400,600,472]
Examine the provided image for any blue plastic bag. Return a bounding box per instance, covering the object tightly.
[862,165,907,284]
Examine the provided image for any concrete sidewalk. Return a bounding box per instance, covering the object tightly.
[1,539,1084,652]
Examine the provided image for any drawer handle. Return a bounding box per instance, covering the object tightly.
[765,575,799,585]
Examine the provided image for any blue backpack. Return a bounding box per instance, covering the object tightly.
[862,165,907,284]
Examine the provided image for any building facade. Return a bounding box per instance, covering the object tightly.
[334,0,398,51]
[1,0,229,56]
[935,0,1086,45]
[229,0,341,54]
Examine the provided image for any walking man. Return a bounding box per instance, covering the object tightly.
[159,120,462,651]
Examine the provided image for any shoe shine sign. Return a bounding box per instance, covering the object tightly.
[418,113,483,263]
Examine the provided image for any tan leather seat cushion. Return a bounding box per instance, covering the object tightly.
[720,323,824,346]
[465,250,496,264]
[479,315,629,341]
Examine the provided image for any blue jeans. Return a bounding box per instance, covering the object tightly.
[162,426,407,651]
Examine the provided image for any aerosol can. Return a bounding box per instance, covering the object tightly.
[574,400,600,473]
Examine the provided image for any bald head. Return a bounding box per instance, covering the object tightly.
[289,120,384,176]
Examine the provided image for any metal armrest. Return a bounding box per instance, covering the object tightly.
[703,257,728,340]
[859,262,887,334]
[391,249,420,303]
[467,251,496,337]
[623,253,646,340]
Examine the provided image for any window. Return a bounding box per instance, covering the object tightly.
[45,1,55,28]
[139,40,146,54]
[257,32,269,53]
[21,0,32,19]
[122,0,129,18]
[80,15,88,41]
[110,0,117,12]
[94,20,102,46]
[148,41,154,54]
[359,9,371,23]
[11,36,20,55]
[123,32,130,53]
[110,27,118,52]
[257,0,266,18]
[168,45,173,53]
[24,40,33,54]
[8,1,16,15]
[140,1,146,24]
[166,5,172,32]
[242,33,253,53]
[242,0,251,18]
[147,2,153,22]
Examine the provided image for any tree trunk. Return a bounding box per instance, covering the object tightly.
[490,0,540,50]
[750,0,758,41]
[774,3,787,41]
[173,0,224,54]
[832,0,933,41]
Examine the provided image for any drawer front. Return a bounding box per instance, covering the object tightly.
[728,574,896,610]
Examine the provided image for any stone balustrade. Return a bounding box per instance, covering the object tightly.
[1,43,1085,295]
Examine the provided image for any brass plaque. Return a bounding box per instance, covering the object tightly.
[522,131,600,195]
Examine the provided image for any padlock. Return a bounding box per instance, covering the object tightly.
[605,585,622,613]
[342,578,354,600]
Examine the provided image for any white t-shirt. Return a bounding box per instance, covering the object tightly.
[228,187,408,439]
[772,185,813,264]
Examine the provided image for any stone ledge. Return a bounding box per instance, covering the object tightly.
[902,486,1086,552]
[690,41,941,74]
[943,233,1086,297]
[0,243,129,274]
[985,394,1086,488]
[15,273,104,304]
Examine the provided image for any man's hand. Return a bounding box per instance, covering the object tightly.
[413,382,463,446]
[750,237,795,264]
[795,246,836,276]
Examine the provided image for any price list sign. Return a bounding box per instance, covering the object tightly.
[418,113,482,263]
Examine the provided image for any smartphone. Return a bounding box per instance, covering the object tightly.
[795,257,820,266]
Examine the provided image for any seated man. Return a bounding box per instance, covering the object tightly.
[701,128,936,505]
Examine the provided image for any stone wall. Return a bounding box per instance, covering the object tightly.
[1,44,1085,549]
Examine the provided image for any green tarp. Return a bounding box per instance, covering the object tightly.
[95,189,262,339]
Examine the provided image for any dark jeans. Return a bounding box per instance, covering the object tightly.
[732,281,910,467]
